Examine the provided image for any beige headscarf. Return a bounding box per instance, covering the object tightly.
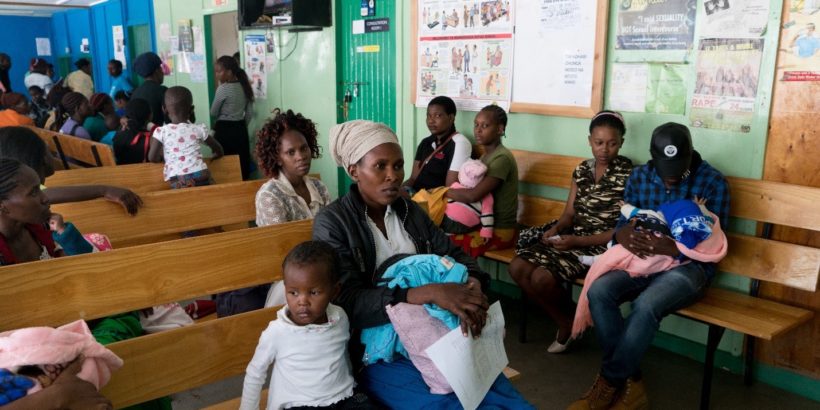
[329,120,400,176]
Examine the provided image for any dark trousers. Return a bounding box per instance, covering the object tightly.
[214,119,252,180]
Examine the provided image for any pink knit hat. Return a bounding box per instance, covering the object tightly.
[458,159,487,188]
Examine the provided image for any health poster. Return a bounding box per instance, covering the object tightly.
[244,34,267,100]
[416,0,515,111]
[690,38,764,133]
[778,0,820,82]
[616,0,697,50]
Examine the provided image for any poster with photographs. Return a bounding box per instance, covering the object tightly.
[244,34,267,100]
[700,0,769,39]
[416,0,514,111]
[778,0,820,81]
[616,0,696,50]
[690,38,763,132]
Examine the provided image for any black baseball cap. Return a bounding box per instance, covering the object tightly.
[650,122,693,179]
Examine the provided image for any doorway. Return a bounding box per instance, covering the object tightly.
[205,11,240,118]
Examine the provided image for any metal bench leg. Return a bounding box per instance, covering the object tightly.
[744,336,755,386]
[700,325,725,410]
[518,297,528,343]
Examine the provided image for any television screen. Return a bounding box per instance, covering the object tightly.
[264,0,292,13]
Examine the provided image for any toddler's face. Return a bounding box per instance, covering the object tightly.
[283,263,338,326]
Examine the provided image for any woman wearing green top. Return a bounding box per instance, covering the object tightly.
[445,104,518,257]
[83,93,119,142]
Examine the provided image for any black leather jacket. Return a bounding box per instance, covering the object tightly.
[312,184,490,330]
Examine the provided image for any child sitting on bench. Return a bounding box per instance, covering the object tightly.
[240,241,374,410]
[441,159,494,238]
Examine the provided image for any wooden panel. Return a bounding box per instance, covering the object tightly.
[484,248,516,264]
[757,0,820,377]
[47,155,243,192]
[102,307,279,408]
[510,150,583,189]
[676,288,814,340]
[727,176,820,231]
[718,234,820,292]
[25,126,116,167]
[517,195,566,228]
[51,180,263,248]
[0,221,312,331]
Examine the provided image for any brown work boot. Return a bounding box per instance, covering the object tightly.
[567,374,618,410]
[610,377,649,410]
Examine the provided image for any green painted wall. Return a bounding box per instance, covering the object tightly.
[151,0,339,198]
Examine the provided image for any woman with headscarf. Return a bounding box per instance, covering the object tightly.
[24,58,53,95]
[0,93,34,127]
[53,92,93,140]
[312,120,533,409]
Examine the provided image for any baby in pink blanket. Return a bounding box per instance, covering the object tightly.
[0,320,123,404]
[571,198,728,338]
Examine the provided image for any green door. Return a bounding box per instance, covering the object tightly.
[127,24,153,86]
[335,0,397,194]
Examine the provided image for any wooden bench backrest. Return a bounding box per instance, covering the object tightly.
[0,221,313,408]
[51,180,264,248]
[508,150,820,293]
[25,125,116,168]
[47,155,243,192]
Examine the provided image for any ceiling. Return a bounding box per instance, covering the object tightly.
[0,0,107,18]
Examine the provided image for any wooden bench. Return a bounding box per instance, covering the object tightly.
[46,155,243,192]
[0,222,312,409]
[24,125,116,168]
[480,149,819,409]
[51,180,264,248]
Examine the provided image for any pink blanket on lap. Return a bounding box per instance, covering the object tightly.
[572,214,728,338]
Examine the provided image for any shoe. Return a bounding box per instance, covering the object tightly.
[567,374,618,410]
[547,331,573,353]
[610,377,649,410]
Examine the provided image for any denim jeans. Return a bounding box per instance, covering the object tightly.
[587,262,708,386]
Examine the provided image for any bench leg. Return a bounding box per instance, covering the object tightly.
[518,297,528,343]
[743,336,755,386]
[700,325,725,410]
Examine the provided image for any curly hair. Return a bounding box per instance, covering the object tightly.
[255,108,321,178]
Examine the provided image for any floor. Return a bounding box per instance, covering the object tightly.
[172,299,818,409]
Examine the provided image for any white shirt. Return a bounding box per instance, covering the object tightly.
[151,122,210,181]
[255,174,331,226]
[24,73,53,95]
[240,304,355,410]
[366,205,416,268]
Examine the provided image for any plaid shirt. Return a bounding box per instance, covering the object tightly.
[616,152,730,277]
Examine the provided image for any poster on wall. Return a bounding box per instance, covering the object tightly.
[415,0,515,111]
[690,38,764,132]
[112,25,127,67]
[178,19,194,53]
[244,34,267,100]
[35,38,51,56]
[700,0,769,38]
[778,0,820,81]
[616,0,696,50]
[609,63,687,115]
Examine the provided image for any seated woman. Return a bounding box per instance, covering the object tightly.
[53,92,93,140]
[0,126,142,215]
[83,93,118,142]
[215,109,332,317]
[0,93,34,127]
[313,119,532,409]
[508,111,633,353]
[402,96,471,193]
[446,105,518,257]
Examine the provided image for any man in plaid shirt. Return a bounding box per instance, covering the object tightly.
[570,123,730,410]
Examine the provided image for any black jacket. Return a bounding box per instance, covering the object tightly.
[312,184,490,330]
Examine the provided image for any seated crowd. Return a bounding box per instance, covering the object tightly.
[0,51,733,410]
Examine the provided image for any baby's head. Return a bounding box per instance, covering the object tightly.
[458,159,487,188]
[659,198,714,249]
[282,241,341,326]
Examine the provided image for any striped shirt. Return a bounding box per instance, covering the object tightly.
[210,82,251,123]
[616,151,730,277]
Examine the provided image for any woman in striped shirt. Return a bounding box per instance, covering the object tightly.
[211,55,255,180]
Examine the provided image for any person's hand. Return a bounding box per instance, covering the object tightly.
[539,226,560,245]
[49,356,113,410]
[102,187,143,216]
[615,219,650,259]
[550,234,580,251]
[641,232,680,257]
[118,116,128,131]
[49,213,66,234]
[210,150,223,160]
[430,279,489,338]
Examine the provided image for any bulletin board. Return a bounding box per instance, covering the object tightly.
[410,0,609,118]
[509,0,609,117]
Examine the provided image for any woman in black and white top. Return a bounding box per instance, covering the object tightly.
[211,55,254,180]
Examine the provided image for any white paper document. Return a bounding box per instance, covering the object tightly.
[609,63,649,112]
[426,301,508,410]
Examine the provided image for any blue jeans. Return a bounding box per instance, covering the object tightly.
[360,357,534,409]
[587,263,708,386]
